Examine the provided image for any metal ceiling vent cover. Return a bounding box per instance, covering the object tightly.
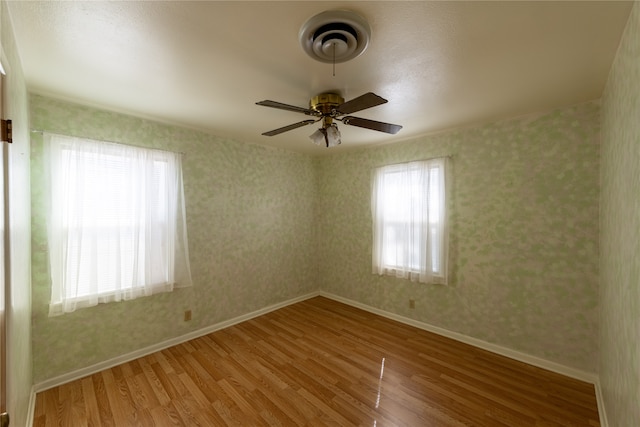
[299,10,371,64]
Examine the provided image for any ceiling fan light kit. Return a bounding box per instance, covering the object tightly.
[310,124,341,148]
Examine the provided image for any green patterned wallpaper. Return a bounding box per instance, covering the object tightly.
[600,2,640,426]
[30,95,318,382]
[316,102,601,373]
[31,95,603,384]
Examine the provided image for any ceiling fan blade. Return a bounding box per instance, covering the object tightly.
[336,92,388,115]
[261,119,317,136]
[256,100,315,115]
[342,116,403,134]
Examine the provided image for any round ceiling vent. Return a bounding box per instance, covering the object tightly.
[299,10,371,64]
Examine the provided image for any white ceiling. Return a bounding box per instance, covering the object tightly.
[7,1,633,155]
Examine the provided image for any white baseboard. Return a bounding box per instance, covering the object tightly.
[33,291,320,392]
[319,291,598,384]
[26,386,36,427]
[594,379,609,427]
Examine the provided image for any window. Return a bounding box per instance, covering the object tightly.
[371,158,448,284]
[45,133,192,316]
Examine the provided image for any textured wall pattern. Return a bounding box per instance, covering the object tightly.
[31,96,604,384]
[317,102,600,373]
[30,95,318,382]
[600,3,640,426]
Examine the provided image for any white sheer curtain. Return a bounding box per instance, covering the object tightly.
[45,133,192,316]
[371,158,448,284]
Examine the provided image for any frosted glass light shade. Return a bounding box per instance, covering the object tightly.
[310,125,341,148]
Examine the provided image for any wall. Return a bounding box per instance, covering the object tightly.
[317,101,600,373]
[600,2,640,426]
[1,1,32,425]
[28,67,605,405]
[30,95,318,383]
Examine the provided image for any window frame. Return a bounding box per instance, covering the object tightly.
[371,157,449,284]
[45,133,191,315]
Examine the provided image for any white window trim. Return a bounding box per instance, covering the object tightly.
[44,133,192,316]
[371,157,449,285]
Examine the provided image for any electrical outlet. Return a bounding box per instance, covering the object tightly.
[184,310,192,321]
[409,299,415,309]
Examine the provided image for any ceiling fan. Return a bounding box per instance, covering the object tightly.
[256,92,402,147]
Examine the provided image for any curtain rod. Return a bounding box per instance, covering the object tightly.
[30,129,186,156]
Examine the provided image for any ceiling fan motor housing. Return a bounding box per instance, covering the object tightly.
[311,93,345,127]
[310,93,344,113]
[299,10,371,63]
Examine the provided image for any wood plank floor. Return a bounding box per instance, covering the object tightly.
[33,296,600,426]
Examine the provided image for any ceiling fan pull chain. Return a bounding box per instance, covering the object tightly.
[333,42,336,77]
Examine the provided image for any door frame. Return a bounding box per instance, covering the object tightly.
[0,61,10,426]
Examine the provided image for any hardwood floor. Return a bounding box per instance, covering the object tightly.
[33,296,600,426]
